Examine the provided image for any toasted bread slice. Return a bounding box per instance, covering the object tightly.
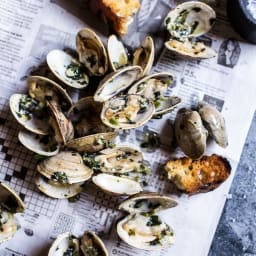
[88,0,140,35]
[164,154,231,194]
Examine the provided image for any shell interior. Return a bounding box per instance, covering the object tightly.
[92,174,143,195]
[94,66,142,102]
[9,94,50,135]
[101,94,155,129]
[35,174,83,199]
[37,151,93,184]
[107,35,128,71]
[47,49,89,89]
[18,130,59,156]
[154,96,182,115]
[0,210,17,244]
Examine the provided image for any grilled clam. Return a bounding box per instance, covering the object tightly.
[0,182,25,243]
[48,231,108,256]
[94,65,142,102]
[37,151,93,184]
[9,94,50,135]
[198,101,228,148]
[117,192,177,250]
[107,35,129,71]
[47,49,89,89]
[76,28,108,76]
[133,36,154,76]
[128,73,181,116]
[101,94,155,129]
[174,108,208,159]
[164,1,216,58]
[28,76,72,111]
[18,130,59,156]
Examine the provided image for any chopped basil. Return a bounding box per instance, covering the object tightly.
[83,153,102,172]
[65,63,85,81]
[146,215,162,226]
[128,229,136,236]
[51,172,68,184]
[109,117,119,126]
[149,237,161,246]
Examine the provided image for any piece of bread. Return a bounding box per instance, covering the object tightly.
[88,0,140,35]
[164,154,231,194]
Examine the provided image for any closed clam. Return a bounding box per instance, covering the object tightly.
[76,28,108,76]
[47,49,89,89]
[198,101,228,148]
[128,72,181,116]
[164,1,216,58]
[174,108,208,159]
[117,192,177,250]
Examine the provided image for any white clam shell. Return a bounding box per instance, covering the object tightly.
[101,94,155,130]
[18,130,59,156]
[47,49,89,89]
[0,210,17,244]
[35,174,83,199]
[9,94,50,135]
[94,66,142,102]
[107,35,128,72]
[92,174,143,195]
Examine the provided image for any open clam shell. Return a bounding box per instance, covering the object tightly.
[66,132,117,153]
[28,76,72,111]
[101,94,155,129]
[174,108,208,159]
[80,231,109,256]
[35,174,83,199]
[0,210,17,244]
[133,36,154,76]
[9,94,50,135]
[37,151,93,184]
[68,97,112,137]
[94,146,144,173]
[107,35,128,72]
[48,101,74,145]
[76,28,108,76]
[48,232,80,256]
[117,193,177,250]
[94,66,142,102]
[18,130,59,156]
[47,49,89,89]
[198,101,228,148]
[164,1,216,41]
[128,73,181,115]
[0,182,25,213]
[92,173,143,195]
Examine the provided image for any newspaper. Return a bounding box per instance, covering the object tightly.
[0,0,256,255]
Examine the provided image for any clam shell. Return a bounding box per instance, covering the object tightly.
[0,182,25,213]
[92,174,143,195]
[27,76,72,111]
[0,210,17,244]
[80,231,109,256]
[94,66,142,102]
[133,36,154,76]
[174,108,208,159]
[66,132,117,153]
[198,101,228,148]
[119,192,177,213]
[9,94,50,135]
[18,130,59,156]
[47,49,89,89]
[76,28,108,76]
[101,94,155,129]
[48,232,80,256]
[128,73,181,115]
[48,101,74,144]
[35,174,83,199]
[164,1,216,40]
[117,213,175,250]
[37,151,93,184]
[165,39,216,59]
[94,146,144,173]
[107,35,128,72]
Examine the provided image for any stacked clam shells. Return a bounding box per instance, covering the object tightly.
[174,102,228,159]
[48,231,108,256]
[164,1,217,58]
[0,182,25,243]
